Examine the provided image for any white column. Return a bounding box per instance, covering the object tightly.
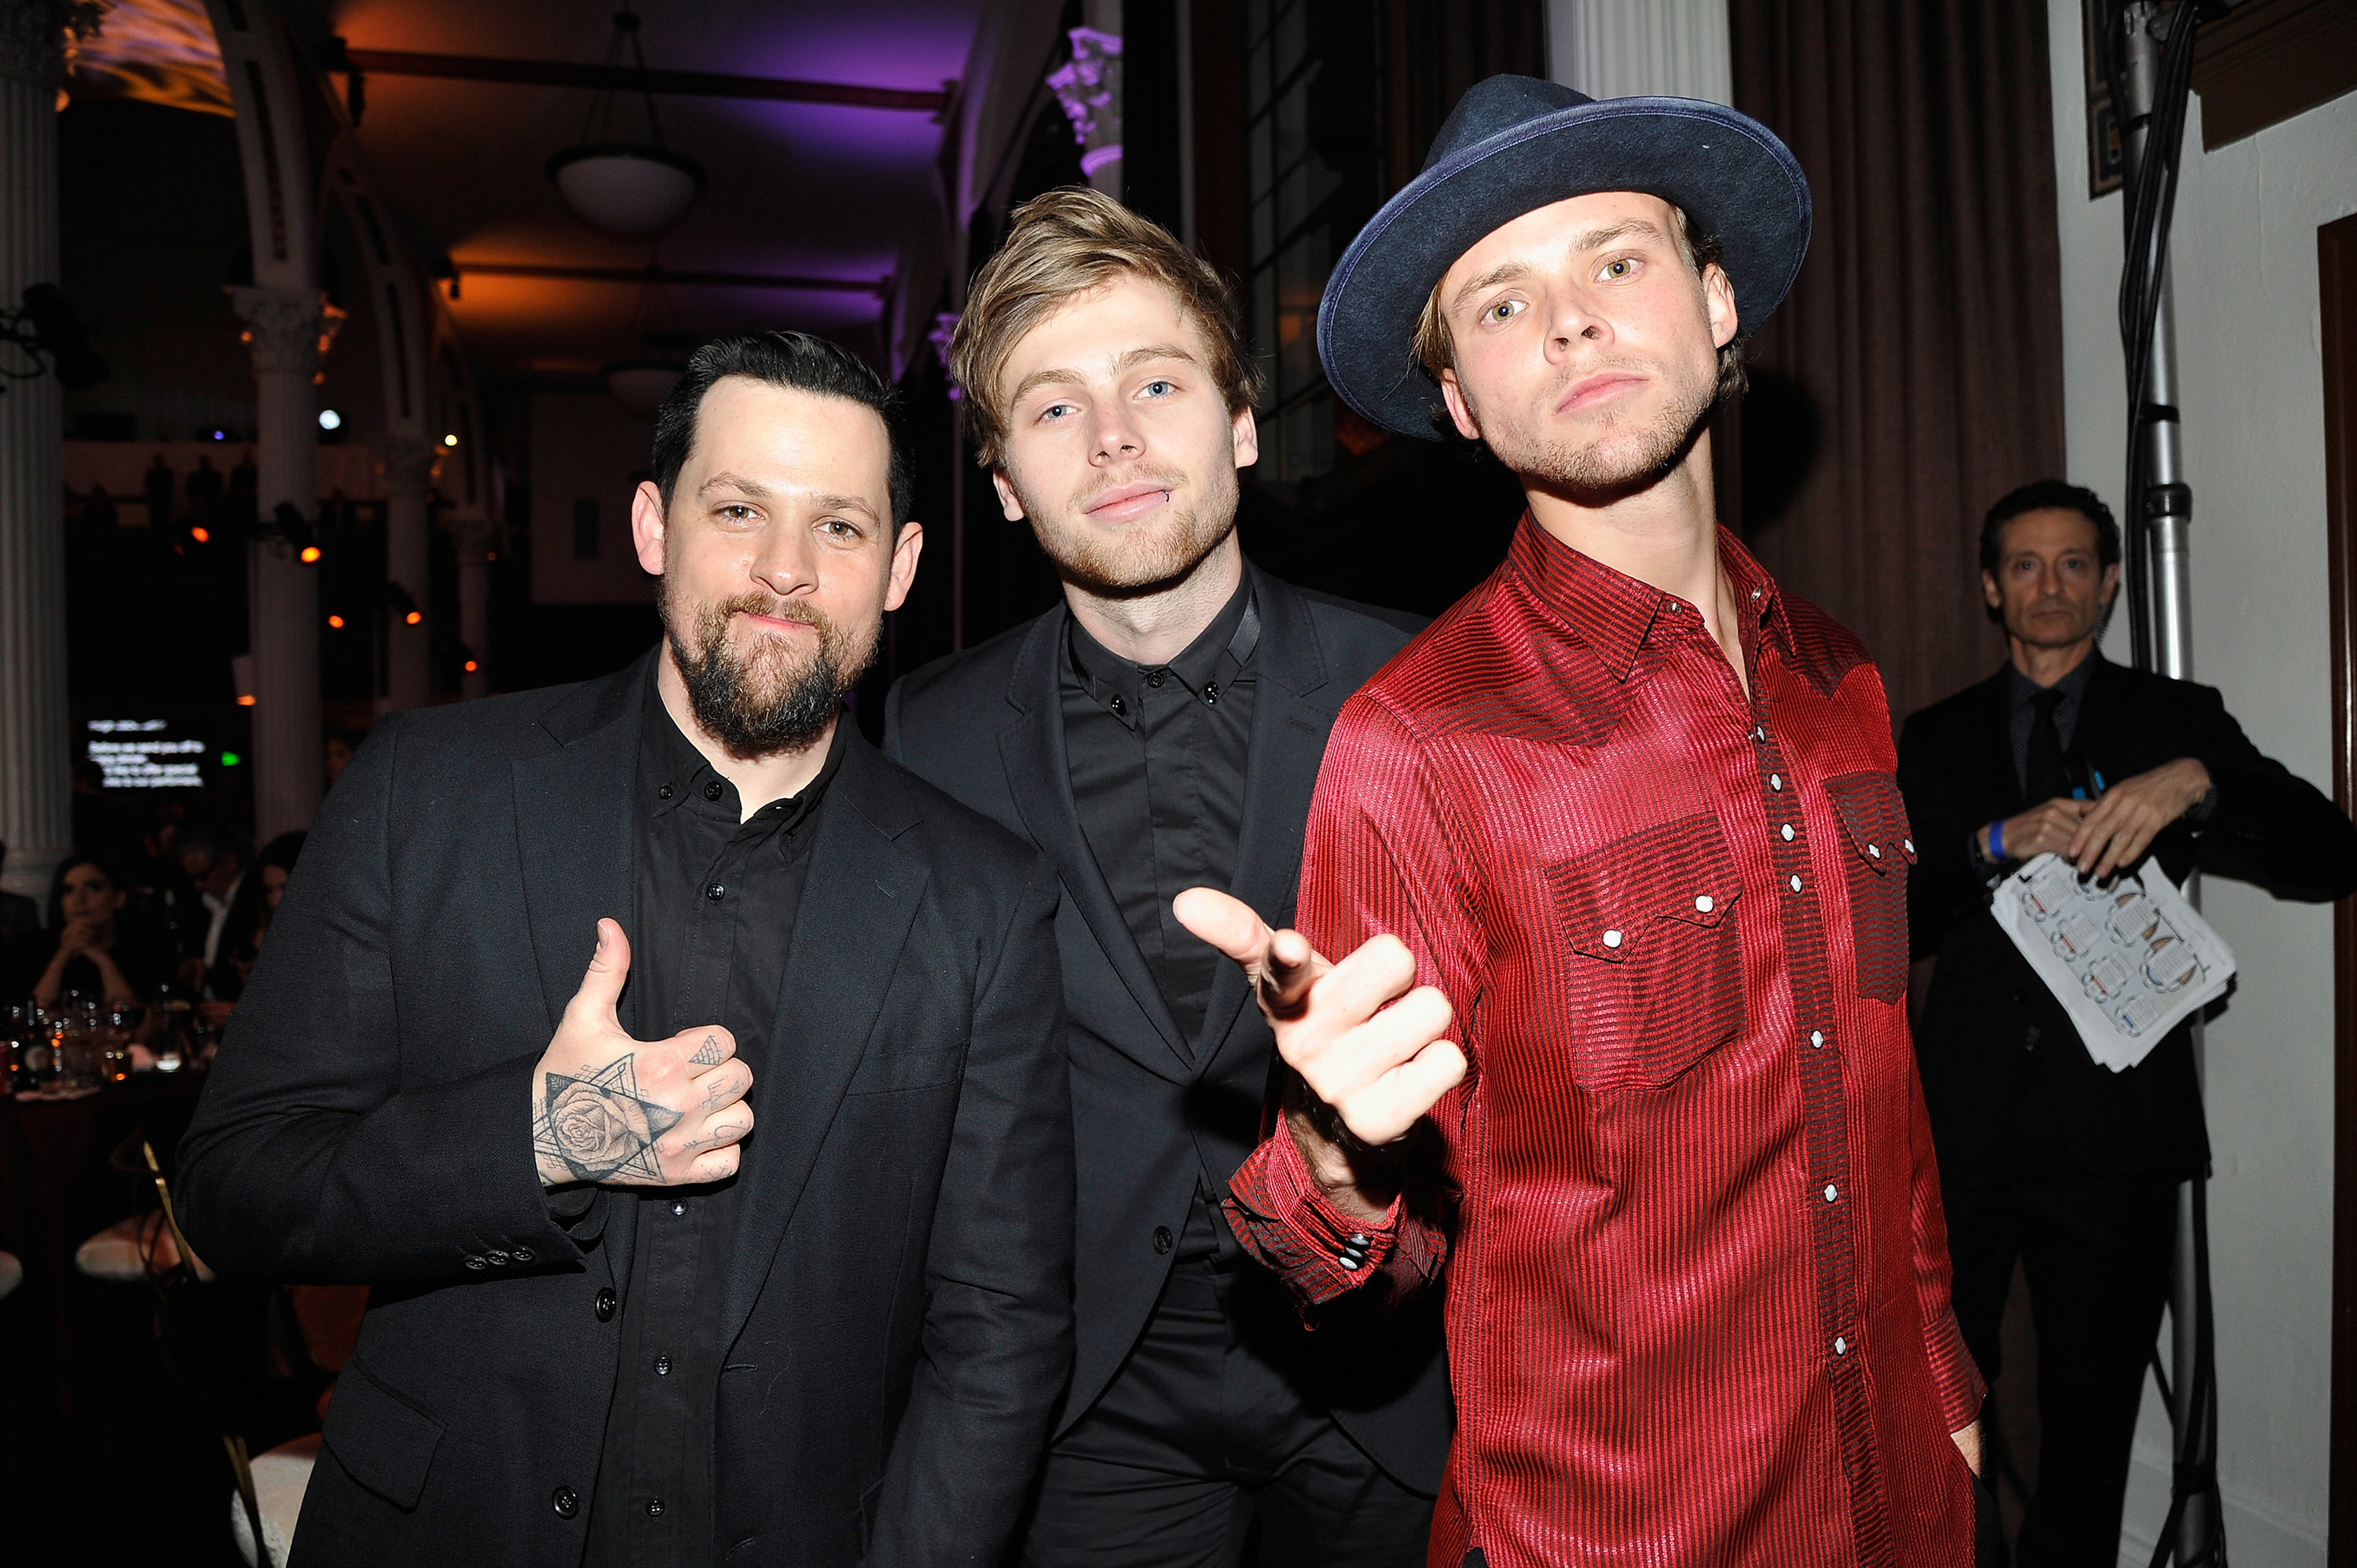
[228,284,323,841]
[0,3,71,908]
[1050,1,1124,200]
[1547,0,1732,104]
[380,437,433,711]
[456,515,490,699]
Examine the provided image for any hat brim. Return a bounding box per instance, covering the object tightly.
[1318,97,1812,441]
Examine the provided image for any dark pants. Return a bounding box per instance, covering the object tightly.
[1943,1138,2176,1568]
[1021,1199,1431,1568]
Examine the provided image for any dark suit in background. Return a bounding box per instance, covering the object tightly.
[1900,654,2357,1565]
[886,564,1450,1564]
[178,654,1075,1566]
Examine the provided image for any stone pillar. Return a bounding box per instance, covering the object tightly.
[0,2,72,908]
[1547,0,1732,104]
[456,515,490,699]
[380,437,433,711]
[228,284,323,841]
[1050,1,1123,200]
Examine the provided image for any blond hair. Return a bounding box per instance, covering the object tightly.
[950,187,1263,467]
[1410,203,1747,406]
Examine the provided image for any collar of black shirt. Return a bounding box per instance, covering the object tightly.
[639,666,849,831]
[2005,649,2100,711]
[1065,572,1259,725]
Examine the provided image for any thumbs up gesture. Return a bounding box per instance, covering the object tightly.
[530,919,755,1189]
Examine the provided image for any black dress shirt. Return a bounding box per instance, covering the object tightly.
[1060,577,1259,1050]
[2005,655,2096,793]
[583,676,845,1568]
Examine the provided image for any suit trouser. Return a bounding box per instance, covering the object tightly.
[1021,1199,1432,1568]
[1942,1138,2176,1568]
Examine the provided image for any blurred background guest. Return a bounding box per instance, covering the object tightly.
[185,450,223,526]
[207,830,305,1002]
[14,853,174,1009]
[81,482,116,529]
[141,449,173,529]
[173,819,249,984]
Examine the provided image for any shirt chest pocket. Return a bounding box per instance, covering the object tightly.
[1545,813,1747,1093]
[1824,771,1917,1003]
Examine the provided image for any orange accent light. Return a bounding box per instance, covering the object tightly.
[464,660,479,673]
[299,545,322,563]
[405,610,423,625]
[236,694,256,707]
[327,614,346,628]
[190,526,210,543]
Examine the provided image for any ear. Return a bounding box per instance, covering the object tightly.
[1981,569,2003,611]
[2099,560,2121,610]
[1230,405,1260,470]
[1703,262,1739,352]
[991,469,1025,523]
[630,480,669,577]
[1438,367,1483,441]
[884,521,926,613]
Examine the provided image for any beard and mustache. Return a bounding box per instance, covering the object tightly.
[1464,351,1719,503]
[1011,463,1239,598]
[662,584,879,758]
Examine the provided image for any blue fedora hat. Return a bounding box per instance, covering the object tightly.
[1318,75,1811,440]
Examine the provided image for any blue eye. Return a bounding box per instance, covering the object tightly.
[1142,379,1174,397]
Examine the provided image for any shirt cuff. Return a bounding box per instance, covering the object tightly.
[1221,1125,1404,1309]
[1923,1302,1989,1434]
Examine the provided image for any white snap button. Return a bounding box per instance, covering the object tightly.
[1781,824,1794,841]
[1809,1030,1824,1049]
[1834,1336,1849,1356]
[1904,838,1915,854]
[1868,844,1882,859]
[1824,1184,1838,1202]
[1694,895,1714,913]
[1770,774,1783,790]
[1790,874,1802,892]
[1602,929,1622,949]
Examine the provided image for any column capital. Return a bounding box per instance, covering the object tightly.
[1047,27,1123,181]
[227,285,325,376]
[0,0,88,87]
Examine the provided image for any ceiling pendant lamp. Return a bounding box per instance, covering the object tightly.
[603,360,683,419]
[547,5,706,236]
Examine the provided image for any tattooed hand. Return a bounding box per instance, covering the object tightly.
[530,918,754,1189]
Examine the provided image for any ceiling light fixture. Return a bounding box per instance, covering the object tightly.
[546,5,706,236]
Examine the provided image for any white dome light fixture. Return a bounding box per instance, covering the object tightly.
[603,360,684,420]
[548,6,706,237]
[317,408,342,430]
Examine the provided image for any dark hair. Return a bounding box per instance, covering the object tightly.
[1980,479,2120,575]
[650,332,915,529]
[176,819,248,870]
[46,852,119,931]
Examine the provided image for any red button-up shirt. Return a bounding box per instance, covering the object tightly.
[1225,518,1981,1567]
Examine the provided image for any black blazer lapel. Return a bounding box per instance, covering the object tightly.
[1972,665,2024,818]
[720,738,929,1346]
[995,608,1193,1075]
[512,654,647,1035]
[1193,570,1332,1068]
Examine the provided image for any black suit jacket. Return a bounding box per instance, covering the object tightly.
[1898,656,2357,1177]
[178,654,1076,1567]
[883,564,1452,1494]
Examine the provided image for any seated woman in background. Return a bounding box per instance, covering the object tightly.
[24,855,174,1009]
[207,830,306,1002]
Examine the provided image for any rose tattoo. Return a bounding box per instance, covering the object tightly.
[532,1055,682,1184]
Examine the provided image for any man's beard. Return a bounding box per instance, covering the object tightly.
[662,586,877,757]
[1472,355,1717,503]
[1014,465,1237,597]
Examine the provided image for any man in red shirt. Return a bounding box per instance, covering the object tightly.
[1178,76,1985,1566]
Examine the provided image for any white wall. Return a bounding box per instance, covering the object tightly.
[529,392,660,607]
[2043,5,2357,1563]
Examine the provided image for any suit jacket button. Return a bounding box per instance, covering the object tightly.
[1153,1226,1173,1255]
[463,1255,486,1270]
[511,1246,533,1263]
[595,1288,617,1322]
[552,1486,579,1519]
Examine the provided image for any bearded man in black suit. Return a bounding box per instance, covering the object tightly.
[1898,479,2357,1566]
[179,332,1075,1567]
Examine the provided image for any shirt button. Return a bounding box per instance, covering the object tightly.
[1789,874,1803,892]
[552,1486,580,1519]
[595,1288,617,1322]
[1602,928,1623,949]
[658,783,674,800]
[1692,895,1713,914]
[1153,1226,1174,1255]
[1780,824,1794,841]
[647,1498,665,1519]
[702,780,724,801]
[654,1354,671,1376]
[1904,838,1915,854]
[706,882,725,901]
[672,1202,686,1218]
[1147,672,1164,687]
[1834,1336,1849,1356]
[1809,1030,1825,1049]
[1769,774,1783,790]
[1753,725,1766,742]
[1824,1184,1838,1202]
[1868,844,1882,859]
